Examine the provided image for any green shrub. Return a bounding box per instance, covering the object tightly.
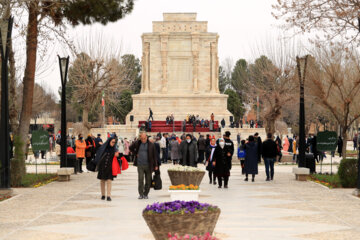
[338,158,358,188]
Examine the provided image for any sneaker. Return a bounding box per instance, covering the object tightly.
[266,178,270,181]
[218,186,222,188]
[252,179,255,182]
[224,185,228,189]
[244,178,248,181]
[143,195,149,199]
[213,181,217,185]
[138,195,144,199]
[107,197,112,201]
[101,196,105,200]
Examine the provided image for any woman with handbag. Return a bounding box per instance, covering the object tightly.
[75,134,87,173]
[85,135,95,172]
[94,137,128,201]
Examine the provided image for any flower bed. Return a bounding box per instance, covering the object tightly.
[168,167,205,186]
[169,184,199,190]
[168,232,219,240]
[308,174,342,188]
[0,195,11,202]
[143,201,221,240]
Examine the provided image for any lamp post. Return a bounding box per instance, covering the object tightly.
[0,17,13,189]
[58,56,69,168]
[296,55,309,168]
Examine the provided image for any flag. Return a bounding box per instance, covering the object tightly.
[101,91,105,107]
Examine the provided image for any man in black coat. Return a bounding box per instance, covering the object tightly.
[223,131,234,169]
[261,133,278,181]
[129,132,158,200]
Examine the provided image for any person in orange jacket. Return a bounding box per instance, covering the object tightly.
[94,137,128,201]
[75,134,87,173]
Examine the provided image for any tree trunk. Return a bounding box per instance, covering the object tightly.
[342,127,348,160]
[9,36,17,131]
[82,108,90,132]
[265,118,275,136]
[17,3,39,167]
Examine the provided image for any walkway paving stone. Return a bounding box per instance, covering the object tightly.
[1,164,360,240]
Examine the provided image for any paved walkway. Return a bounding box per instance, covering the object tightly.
[1,164,360,240]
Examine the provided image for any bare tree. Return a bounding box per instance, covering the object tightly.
[273,0,360,45]
[307,44,360,158]
[243,38,298,135]
[67,34,131,132]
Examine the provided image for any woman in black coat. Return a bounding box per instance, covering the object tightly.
[95,137,119,201]
[205,137,217,185]
[244,135,258,182]
[213,138,231,188]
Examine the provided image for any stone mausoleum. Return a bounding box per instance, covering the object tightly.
[126,13,232,123]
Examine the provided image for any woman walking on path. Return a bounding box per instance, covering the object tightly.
[85,135,96,171]
[95,137,128,201]
[213,138,232,188]
[244,135,258,182]
[206,137,217,185]
[238,140,246,175]
[170,137,181,164]
[275,136,282,162]
[75,134,87,173]
[283,136,289,152]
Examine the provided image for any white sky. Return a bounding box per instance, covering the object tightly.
[41,0,291,97]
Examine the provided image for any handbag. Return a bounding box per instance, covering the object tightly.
[86,151,92,158]
[87,159,96,172]
[151,170,162,190]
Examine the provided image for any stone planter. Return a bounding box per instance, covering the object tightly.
[167,170,205,186]
[169,190,201,201]
[143,209,220,240]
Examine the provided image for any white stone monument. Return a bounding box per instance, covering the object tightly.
[126,13,232,123]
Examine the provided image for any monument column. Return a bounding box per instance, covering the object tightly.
[215,35,220,93]
[192,33,200,93]
[160,33,169,93]
[142,41,150,93]
[210,42,217,93]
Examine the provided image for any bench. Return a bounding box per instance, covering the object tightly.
[292,167,310,181]
[57,167,74,181]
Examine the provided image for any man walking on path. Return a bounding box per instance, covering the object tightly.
[130,133,158,199]
[262,133,278,181]
[148,108,154,121]
[223,131,234,168]
[160,133,167,163]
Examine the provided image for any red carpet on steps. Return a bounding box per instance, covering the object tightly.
[138,121,219,132]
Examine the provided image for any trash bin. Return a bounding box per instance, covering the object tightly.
[66,153,77,174]
[305,153,316,174]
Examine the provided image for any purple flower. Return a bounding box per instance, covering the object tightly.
[143,201,218,215]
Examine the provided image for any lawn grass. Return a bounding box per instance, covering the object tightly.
[309,174,342,188]
[20,173,57,188]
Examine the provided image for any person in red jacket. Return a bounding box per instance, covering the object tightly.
[67,144,75,154]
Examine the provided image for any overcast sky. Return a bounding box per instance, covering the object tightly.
[44,0,290,96]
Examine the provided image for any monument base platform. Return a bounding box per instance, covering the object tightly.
[126,93,233,124]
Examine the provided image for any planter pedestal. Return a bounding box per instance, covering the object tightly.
[168,171,205,186]
[143,209,220,240]
[169,190,201,201]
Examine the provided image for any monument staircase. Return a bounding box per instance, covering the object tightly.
[138,121,220,133]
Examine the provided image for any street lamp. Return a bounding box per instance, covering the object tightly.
[58,56,69,168]
[296,55,309,168]
[0,17,13,189]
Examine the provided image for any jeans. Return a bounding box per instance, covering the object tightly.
[264,158,275,179]
[137,165,151,197]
